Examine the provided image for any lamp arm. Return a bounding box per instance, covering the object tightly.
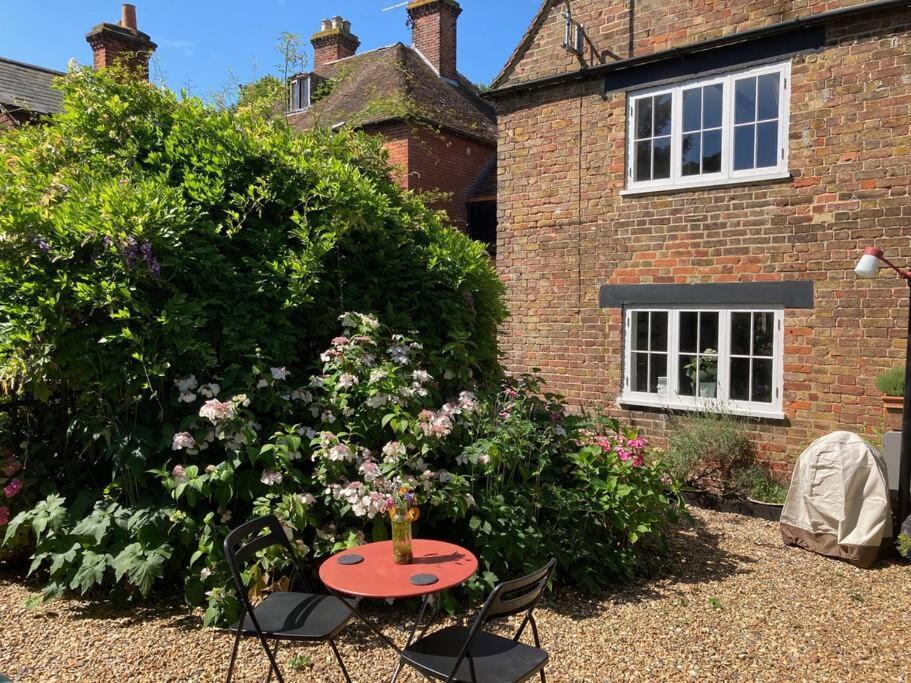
[878,255,911,280]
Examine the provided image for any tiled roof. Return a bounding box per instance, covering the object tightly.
[287,43,496,145]
[0,57,64,115]
[467,156,496,198]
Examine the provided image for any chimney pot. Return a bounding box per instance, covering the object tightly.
[311,16,359,68]
[121,3,137,30]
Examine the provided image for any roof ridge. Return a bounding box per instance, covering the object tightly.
[0,56,65,76]
[490,0,554,89]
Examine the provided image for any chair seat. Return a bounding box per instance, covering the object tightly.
[402,626,548,682]
[229,591,353,640]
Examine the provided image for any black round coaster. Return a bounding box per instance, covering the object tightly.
[410,573,439,586]
[337,554,364,565]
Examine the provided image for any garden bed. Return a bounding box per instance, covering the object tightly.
[2,508,908,682]
[683,490,783,522]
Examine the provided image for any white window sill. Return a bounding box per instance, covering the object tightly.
[620,171,791,197]
[617,396,786,421]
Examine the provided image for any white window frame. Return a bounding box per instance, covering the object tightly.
[623,61,791,195]
[288,75,311,112]
[619,306,785,419]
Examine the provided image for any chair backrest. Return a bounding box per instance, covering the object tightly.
[222,515,308,606]
[477,557,556,624]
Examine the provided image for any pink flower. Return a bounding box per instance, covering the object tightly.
[0,506,9,526]
[627,437,648,451]
[631,454,645,468]
[171,465,188,484]
[417,410,434,423]
[331,336,349,347]
[503,387,519,399]
[171,432,195,451]
[3,478,23,499]
[261,470,283,486]
[1,456,21,478]
[615,448,632,462]
[199,398,236,423]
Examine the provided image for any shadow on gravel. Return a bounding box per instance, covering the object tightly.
[542,512,757,620]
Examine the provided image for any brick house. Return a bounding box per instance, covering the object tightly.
[285,1,497,244]
[0,4,155,131]
[487,0,911,473]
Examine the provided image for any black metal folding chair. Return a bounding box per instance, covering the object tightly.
[396,558,556,683]
[222,515,355,683]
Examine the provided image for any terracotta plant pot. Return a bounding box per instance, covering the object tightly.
[883,395,904,432]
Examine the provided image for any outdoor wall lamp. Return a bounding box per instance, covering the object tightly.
[855,246,911,535]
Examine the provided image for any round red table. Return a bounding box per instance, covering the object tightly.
[320,539,478,599]
[320,539,478,681]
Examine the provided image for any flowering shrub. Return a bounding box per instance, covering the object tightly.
[3,313,681,624]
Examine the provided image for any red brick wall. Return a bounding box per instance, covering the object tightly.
[312,32,359,69]
[498,0,876,87]
[495,4,911,473]
[408,0,461,80]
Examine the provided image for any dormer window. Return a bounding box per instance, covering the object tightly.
[289,75,311,112]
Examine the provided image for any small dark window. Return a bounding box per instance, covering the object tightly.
[289,76,311,112]
[466,200,497,258]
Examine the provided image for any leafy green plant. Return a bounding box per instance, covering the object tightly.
[876,367,905,397]
[734,465,787,504]
[665,412,754,492]
[897,533,911,560]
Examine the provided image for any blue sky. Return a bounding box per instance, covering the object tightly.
[0,1,540,99]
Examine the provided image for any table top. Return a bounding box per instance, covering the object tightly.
[319,539,478,599]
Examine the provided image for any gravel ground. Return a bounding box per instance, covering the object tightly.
[1,507,909,682]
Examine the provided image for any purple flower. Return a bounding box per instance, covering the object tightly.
[122,237,138,267]
[3,478,23,499]
[101,236,113,248]
[33,237,50,253]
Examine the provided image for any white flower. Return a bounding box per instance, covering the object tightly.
[359,460,381,482]
[291,389,312,403]
[171,432,195,451]
[478,454,491,466]
[174,375,198,393]
[464,493,476,507]
[219,508,232,523]
[382,441,407,461]
[412,370,432,384]
[369,368,386,384]
[338,373,358,389]
[179,391,197,403]
[444,368,455,380]
[171,464,188,484]
[321,410,335,423]
[199,383,220,399]
[388,344,410,365]
[200,567,212,580]
[310,376,326,389]
[458,391,478,413]
[205,464,217,473]
[298,493,316,506]
[261,470,283,486]
[256,378,269,388]
[437,469,451,484]
[271,367,290,380]
[328,444,353,461]
[199,399,236,423]
[297,426,318,440]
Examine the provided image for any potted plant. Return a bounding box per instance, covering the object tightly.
[685,350,718,398]
[734,465,787,521]
[876,366,905,431]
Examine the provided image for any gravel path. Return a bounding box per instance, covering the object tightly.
[1,508,909,682]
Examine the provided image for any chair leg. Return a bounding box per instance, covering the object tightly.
[329,639,352,683]
[254,632,284,683]
[265,640,281,683]
[529,616,546,683]
[226,628,243,683]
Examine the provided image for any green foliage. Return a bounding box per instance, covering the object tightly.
[664,412,755,491]
[876,366,905,397]
[733,465,787,504]
[897,533,911,560]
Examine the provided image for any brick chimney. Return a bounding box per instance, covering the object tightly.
[311,16,360,69]
[86,4,157,79]
[407,0,461,80]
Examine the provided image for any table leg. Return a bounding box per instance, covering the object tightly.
[390,594,441,683]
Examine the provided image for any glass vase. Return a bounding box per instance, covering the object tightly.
[391,513,413,565]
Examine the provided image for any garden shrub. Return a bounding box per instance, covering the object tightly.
[4,314,681,623]
[733,465,787,504]
[664,412,755,492]
[876,366,905,397]
[0,65,501,586]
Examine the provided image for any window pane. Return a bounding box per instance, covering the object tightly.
[680,312,698,352]
[735,77,756,124]
[650,354,667,394]
[654,94,672,136]
[756,121,778,168]
[681,133,701,176]
[635,140,651,181]
[757,73,780,120]
[698,360,718,398]
[634,311,649,351]
[683,88,701,132]
[731,312,751,355]
[703,83,723,128]
[653,137,671,179]
[730,357,751,400]
[734,125,755,170]
[699,312,719,353]
[678,354,696,396]
[635,98,652,139]
[752,358,774,403]
[753,312,774,356]
[702,130,722,174]
[633,353,649,393]
[651,312,668,351]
